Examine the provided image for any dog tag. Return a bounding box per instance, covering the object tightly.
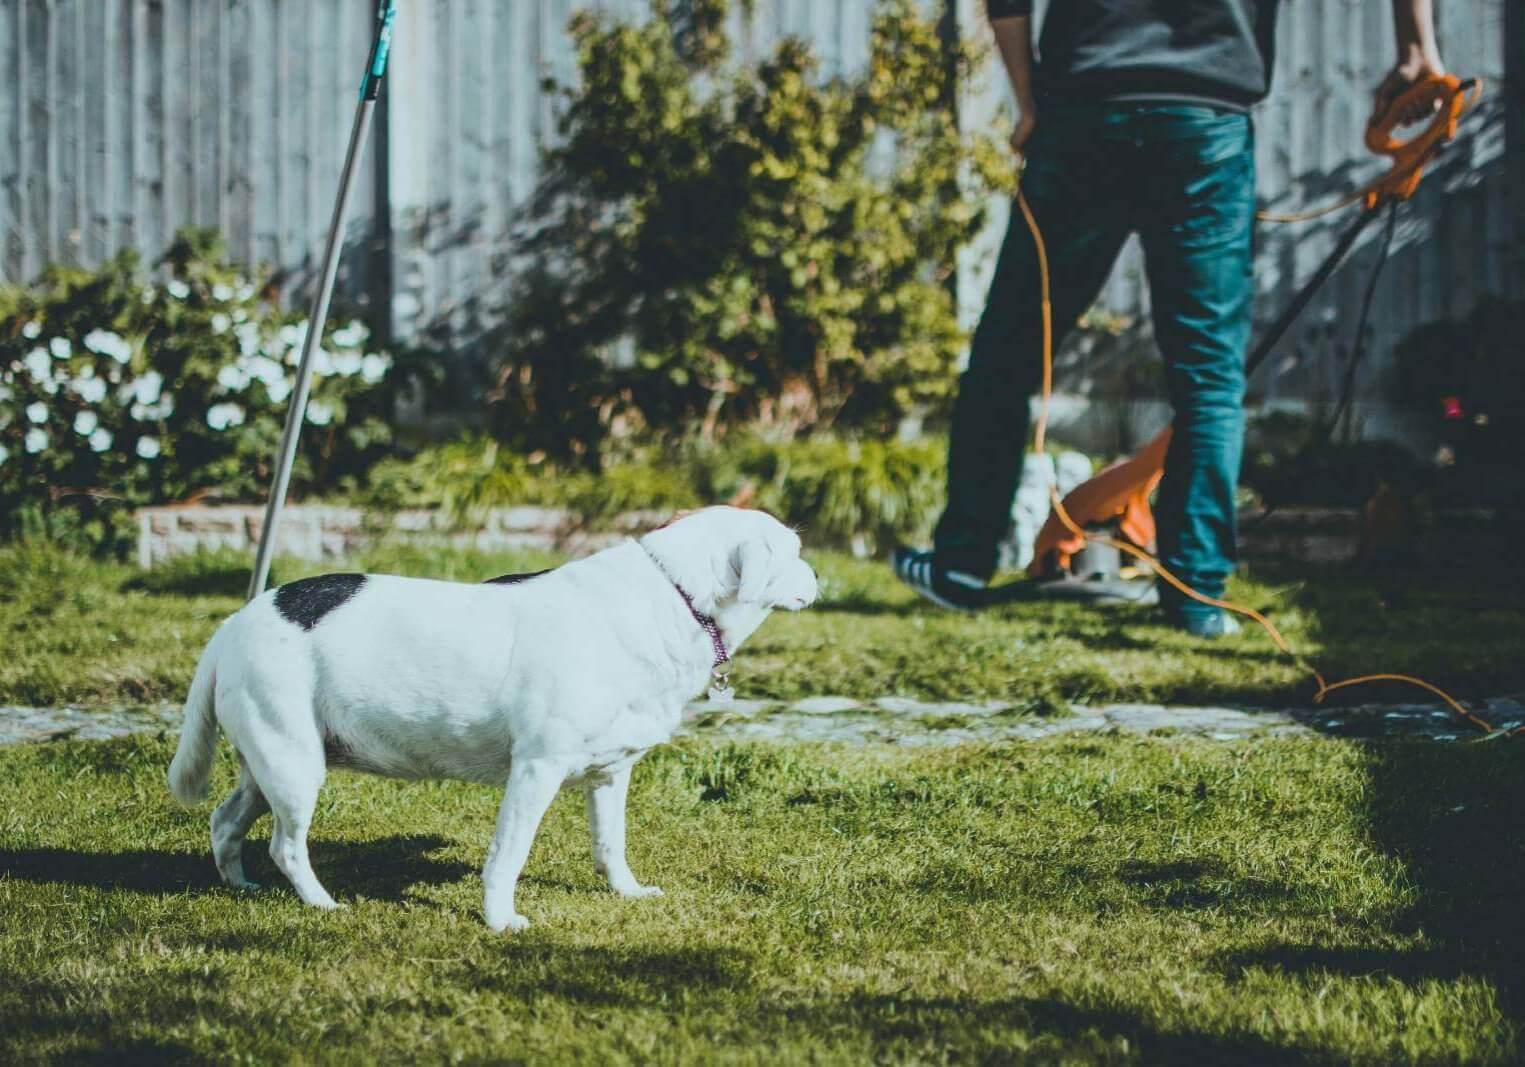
[708,659,734,704]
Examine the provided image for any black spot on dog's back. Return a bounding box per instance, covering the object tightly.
[274,573,366,631]
[484,569,551,586]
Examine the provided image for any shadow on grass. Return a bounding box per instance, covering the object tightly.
[811,593,924,617]
[469,944,1308,1061]
[1224,742,1525,1046]
[121,550,263,598]
[0,834,472,901]
[479,943,750,1008]
[790,992,1311,1064]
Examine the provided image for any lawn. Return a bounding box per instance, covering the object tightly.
[2,540,1523,712]
[0,733,1519,1063]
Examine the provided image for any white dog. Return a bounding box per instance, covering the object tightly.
[168,506,817,931]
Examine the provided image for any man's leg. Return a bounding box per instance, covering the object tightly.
[1135,107,1256,631]
[919,112,1131,591]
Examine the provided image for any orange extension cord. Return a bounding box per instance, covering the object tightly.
[1014,76,1518,737]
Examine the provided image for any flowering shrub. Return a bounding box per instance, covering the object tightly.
[0,230,409,552]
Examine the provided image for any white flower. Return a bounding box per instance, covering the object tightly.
[167,280,191,300]
[266,377,292,404]
[235,322,261,357]
[279,322,305,348]
[360,353,390,384]
[207,402,246,431]
[211,313,231,334]
[89,427,113,452]
[25,401,48,424]
[130,393,174,421]
[141,286,157,304]
[49,337,71,359]
[212,283,233,302]
[232,307,249,324]
[217,364,249,392]
[236,283,256,301]
[0,382,10,403]
[247,355,285,385]
[332,321,368,349]
[73,410,99,435]
[311,348,335,376]
[21,320,41,339]
[334,351,364,377]
[131,370,163,405]
[73,376,107,404]
[24,347,52,380]
[25,428,48,453]
[305,399,333,426]
[136,435,161,459]
[83,329,133,364]
[0,442,8,464]
[41,380,59,395]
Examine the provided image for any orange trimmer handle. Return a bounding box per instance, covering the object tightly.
[1362,74,1475,206]
[1364,73,1465,154]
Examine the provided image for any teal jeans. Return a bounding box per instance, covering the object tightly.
[934,102,1255,621]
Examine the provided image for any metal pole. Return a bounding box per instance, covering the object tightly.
[248,2,396,600]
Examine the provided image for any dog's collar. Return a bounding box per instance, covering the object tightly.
[638,541,734,699]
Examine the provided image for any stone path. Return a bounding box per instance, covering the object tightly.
[3,694,1521,749]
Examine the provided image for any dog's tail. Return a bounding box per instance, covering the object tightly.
[168,626,225,805]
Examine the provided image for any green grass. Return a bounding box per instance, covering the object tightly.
[2,541,1523,710]
[0,734,1519,1063]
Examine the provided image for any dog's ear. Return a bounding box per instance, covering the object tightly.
[734,539,775,604]
[653,508,698,532]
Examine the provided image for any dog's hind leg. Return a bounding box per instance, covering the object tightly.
[211,755,269,890]
[586,763,662,899]
[234,717,340,910]
[482,757,565,932]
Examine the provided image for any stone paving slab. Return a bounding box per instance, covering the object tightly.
[4,695,1521,750]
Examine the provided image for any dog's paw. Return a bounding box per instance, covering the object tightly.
[616,883,664,899]
[487,912,531,933]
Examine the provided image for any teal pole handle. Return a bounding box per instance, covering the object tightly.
[359,1,397,101]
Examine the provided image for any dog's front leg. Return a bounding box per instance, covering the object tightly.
[482,757,564,932]
[586,764,662,899]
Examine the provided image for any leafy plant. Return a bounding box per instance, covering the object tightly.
[0,230,414,553]
[490,0,1012,462]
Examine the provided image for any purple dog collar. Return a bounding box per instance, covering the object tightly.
[639,542,734,699]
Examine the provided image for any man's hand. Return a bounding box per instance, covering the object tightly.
[1371,54,1447,128]
[1372,0,1445,128]
[991,16,1036,159]
[1011,104,1037,158]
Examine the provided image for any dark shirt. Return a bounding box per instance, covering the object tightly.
[986,0,1282,111]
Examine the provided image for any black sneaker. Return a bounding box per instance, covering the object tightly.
[892,548,988,611]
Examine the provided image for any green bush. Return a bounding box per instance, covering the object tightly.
[490,0,1012,462]
[697,435,945,550]
[361,433,947,551]
[0,230,414,553]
